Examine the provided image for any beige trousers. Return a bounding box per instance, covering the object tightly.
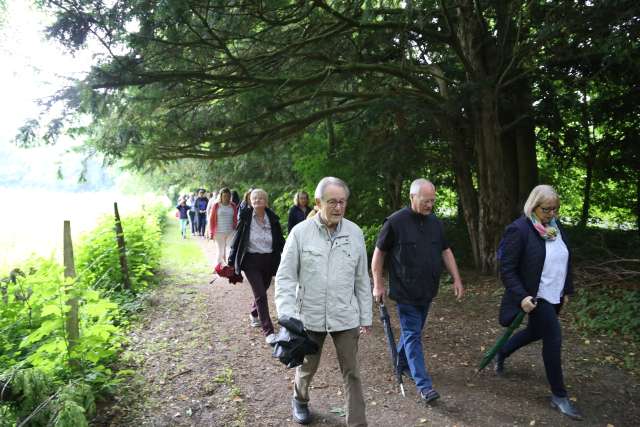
[214,231,234,264]
[294,327,367,427]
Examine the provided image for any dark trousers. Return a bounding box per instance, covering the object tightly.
[241,253,275,335]
[188,211,196,233]
[196,212,207,236]
[500,299,567,397]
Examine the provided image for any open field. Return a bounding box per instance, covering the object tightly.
[0,187,168,272]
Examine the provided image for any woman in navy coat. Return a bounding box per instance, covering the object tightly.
[497,185,582,420]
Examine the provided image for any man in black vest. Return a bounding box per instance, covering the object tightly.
[372,178,464,404]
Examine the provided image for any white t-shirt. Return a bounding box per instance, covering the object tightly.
[536,233,569,304]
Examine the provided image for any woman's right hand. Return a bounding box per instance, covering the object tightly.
[521,296,537,313]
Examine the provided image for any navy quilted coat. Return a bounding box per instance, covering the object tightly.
[498,216,574,326]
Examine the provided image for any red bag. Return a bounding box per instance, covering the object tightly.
[175,210,180,219]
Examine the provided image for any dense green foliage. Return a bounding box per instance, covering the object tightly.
[76,214,161,294]
[0,205,166,426]
[572,286,640,342]
[16,0,637,273]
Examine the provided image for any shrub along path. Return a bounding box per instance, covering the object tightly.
[97,222,639,426]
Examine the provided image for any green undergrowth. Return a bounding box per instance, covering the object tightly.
[572,286,640,343]
[0,204,169,426]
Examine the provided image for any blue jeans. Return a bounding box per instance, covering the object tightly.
[396,302,433,393]
[179,218,188,237]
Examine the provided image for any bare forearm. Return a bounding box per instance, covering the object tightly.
[442,248,461,282]
[371,248,386,290]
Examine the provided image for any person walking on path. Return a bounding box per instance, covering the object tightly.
[175,197,191,239]
[187,192,197,236]
[231,190,241,206]
[229,189,285,342]
[205,191,217,239]
[495,185,582,420]
[194,189,209,237]
[209,188,238,265]
[238,188,253,221]
[287,191,312,233]
[371,178,464,405]
[276,177,372,426]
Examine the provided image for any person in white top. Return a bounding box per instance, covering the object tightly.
[205,191,218,239]
[208,188,238,264]
[496,185,582,421]
[228,189,285,343]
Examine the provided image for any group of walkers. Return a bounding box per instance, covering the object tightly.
[175,189,240,241]
[183,177,582,426]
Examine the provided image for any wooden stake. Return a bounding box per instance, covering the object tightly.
[114,202,132,290]
[63,220,80,367]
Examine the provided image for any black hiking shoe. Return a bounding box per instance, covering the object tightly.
[292,399,311,424]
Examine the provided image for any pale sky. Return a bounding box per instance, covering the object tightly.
[0,0,96,145]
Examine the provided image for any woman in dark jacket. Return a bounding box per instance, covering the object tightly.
[228,188,285,345]
[496,184,582,420]
[287,191,312,233]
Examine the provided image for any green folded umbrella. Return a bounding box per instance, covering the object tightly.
[477,310,526,372]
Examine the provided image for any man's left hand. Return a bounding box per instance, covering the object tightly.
[359,326,371,335]
[453,280,464,300]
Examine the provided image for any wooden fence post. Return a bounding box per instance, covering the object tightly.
[114,202,132,290]
[63,220,80,367]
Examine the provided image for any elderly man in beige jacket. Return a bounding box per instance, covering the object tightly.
[275,177,373,427]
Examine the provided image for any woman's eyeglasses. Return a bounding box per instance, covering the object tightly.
[539,206,559,214]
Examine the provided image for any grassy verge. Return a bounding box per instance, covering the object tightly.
[161,217,209,274]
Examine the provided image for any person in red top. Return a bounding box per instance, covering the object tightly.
[209,188,239,264]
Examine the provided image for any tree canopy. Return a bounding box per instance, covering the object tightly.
[21,0,640,271]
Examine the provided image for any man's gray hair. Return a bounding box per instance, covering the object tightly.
[314,177,350,200]
[409,179,435,196]
[523,185,559,217]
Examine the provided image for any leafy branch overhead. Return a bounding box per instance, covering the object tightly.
[29,0,640,272]
[33,1,538,160]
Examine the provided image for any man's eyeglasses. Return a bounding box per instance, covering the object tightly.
[324,199,347,208]
[539,206,559,214]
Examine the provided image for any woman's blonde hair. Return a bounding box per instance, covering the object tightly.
[293,191,309,206]
[523,185,560,217]
[250,188,269,205]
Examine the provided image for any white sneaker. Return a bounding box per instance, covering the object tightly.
[250,315,260,328]
[265,333,277,345]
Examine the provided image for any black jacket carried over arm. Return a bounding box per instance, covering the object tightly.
[228,207,286,276]
[498,216,574,326]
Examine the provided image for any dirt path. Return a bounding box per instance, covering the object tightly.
[97,235,639,427]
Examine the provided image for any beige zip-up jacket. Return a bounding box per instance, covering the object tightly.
[275,214,372,332]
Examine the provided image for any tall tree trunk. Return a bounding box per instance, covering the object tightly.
[428,62,481,268]
[446,0,534,272]
[387,172,403,212]
[513,81,539,211]
[579,150,595,228]
[578,89,595,228]
[473,92,515,272]
[449,128,480,268]
[326,100,338,160]
[636,173,640,233]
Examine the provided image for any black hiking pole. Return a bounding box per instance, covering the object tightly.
[379,302,405,397]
